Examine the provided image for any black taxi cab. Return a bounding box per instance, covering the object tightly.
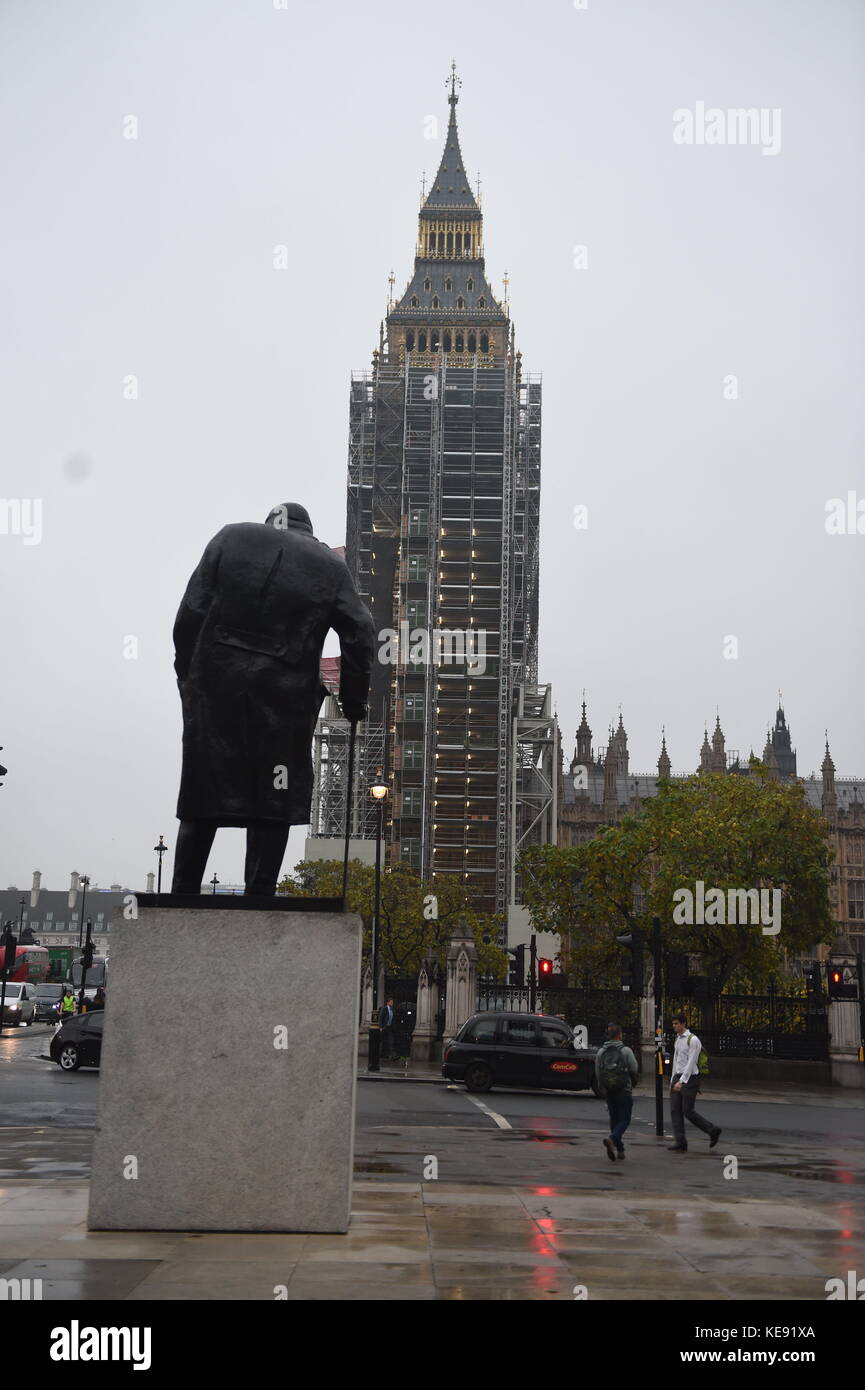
[442,1011,599,1095]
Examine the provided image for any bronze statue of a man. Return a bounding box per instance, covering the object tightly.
[171,503,375,895]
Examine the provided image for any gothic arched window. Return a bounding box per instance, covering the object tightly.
[445,278,452,291]
[424,278,431,292]
[455,332,464,352]
[477,297,486,308]
[466,278,474,291]
[432,296,439,309]
[480,332,489,353]
[406,331,415,352]
[456,296,464,310]
[443,331,452,352]
[418,332,427,352]
[468,332,476,353]
[411,296,418,308]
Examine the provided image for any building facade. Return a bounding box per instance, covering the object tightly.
[558,702,865,956]
[310,72,544,920]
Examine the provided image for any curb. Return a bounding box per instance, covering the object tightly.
[357,1070,443,1084]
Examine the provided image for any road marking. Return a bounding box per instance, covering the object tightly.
[461,1094,512,1130]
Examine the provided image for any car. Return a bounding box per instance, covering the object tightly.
[0,982,36,1027]
[33,982,65,1024]
[49,1011,103,1071]
[442,1011,600,1094]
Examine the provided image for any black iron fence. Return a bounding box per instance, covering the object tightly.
[668,986,829,1061]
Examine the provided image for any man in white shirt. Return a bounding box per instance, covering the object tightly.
[668,1013,722,1153]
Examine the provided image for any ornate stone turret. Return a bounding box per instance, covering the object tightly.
[699,728,712,772]
[613,710,629,777]
[769,702,797,780]
[657,730,671,781]
[710,714,726,773]
[572,697,592,770]
[603,728,618,814]
[822,737,837,814]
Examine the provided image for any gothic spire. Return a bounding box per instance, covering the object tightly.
[421,62,480,214]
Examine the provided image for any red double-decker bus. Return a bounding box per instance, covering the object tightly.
[4,945,49,984]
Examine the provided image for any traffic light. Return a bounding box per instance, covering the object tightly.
[667,952,689,996]
[803,962,823,996]
[538,957,553,982]
[616,931,645,995]
[507,943,526,987]
[828,961,857,1001]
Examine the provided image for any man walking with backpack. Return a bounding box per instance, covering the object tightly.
[595,1023,639,1161]
[668,1013,722,1153]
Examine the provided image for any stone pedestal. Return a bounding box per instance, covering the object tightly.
[829,999,865,1088]
[443,929,479,1045]
[410,959,440,1064]
[88,905,362,1232]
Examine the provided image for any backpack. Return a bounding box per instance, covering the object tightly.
[690,1033,709,1076]
[598,1041,631,1091]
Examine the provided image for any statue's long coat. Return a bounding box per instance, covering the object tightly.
[173,518,375,826]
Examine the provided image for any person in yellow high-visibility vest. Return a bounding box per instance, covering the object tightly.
[60,988,75,1021]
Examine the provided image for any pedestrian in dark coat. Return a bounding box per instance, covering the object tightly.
[171,503,375,895]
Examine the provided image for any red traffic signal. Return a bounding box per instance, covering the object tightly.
[538,958,553,978]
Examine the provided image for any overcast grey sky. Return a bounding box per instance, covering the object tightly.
[1,0,863,891]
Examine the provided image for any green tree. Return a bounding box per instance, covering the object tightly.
[520,769,834,990]
[279,858,507,978]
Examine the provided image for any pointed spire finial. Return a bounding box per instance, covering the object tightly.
[448,59,461,107]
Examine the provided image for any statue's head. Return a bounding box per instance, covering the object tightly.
[265,503,313,533]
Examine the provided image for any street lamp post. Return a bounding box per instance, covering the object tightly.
[77,877,90,950]
[652,915,665,1137]
[0,920,15,1038]
[367,771,388,1073]
[153,835,168,896]
[210,874,219,895]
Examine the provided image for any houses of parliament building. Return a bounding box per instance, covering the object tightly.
[558,701,865,958]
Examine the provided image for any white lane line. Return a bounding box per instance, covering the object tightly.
[461,1093,512,1130]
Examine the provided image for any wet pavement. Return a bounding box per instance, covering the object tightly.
[1,1175,862,1300]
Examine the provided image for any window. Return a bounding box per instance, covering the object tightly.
[501,1019,538,1047]
[468,333,476,353]
[409,509,429,536]
[477,297,486,308]
[463,1017,497,1044]
[403,742,424,770]
[849,882,865,920]
[400,838,421,869]
[467,278,474,291]
[424,278,431,291]
[411,296,418,308]
[480,332,489,353]
[406,600,427,627]
[432,296,439,309]
[445,278,452,291]
[404,694,424,721]
[455,333,464,352]
[443,331,451,352]
[457,297,464,310]
[408,553,428,582]
[539,1023,571,1049]
[402,787,423,817]
[406,331,415,351]
[418,332,427,351]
